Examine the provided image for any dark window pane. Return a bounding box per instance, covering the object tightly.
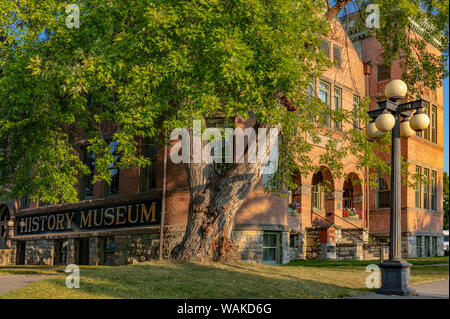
[377,65,390,82]
[333,45,341,67]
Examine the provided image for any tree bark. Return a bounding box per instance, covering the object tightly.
[324,0,351,21]
[172,5,345,262]
[172,124,280,262]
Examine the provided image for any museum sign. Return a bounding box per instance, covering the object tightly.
[15,199,161,236]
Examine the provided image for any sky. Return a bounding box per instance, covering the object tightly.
[443,63,449,174]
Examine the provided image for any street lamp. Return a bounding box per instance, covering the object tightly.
[366,79,429,296]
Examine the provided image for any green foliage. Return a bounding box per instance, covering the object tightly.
[358,0,449,97]
[0,0,447,204]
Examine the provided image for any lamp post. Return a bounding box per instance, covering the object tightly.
[366,79,430,296]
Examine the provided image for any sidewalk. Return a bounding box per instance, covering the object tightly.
[350,279,449,299]
[0,275,53,295]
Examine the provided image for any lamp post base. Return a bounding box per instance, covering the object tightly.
[376,260,417,296]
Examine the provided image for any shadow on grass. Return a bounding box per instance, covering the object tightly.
[3,261,370,299]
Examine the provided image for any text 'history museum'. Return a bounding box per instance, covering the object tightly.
[0,18,445,266]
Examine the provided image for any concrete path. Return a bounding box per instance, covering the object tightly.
[0,275,52,295]
[350,279,449,299]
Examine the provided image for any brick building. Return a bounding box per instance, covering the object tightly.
[0,19,444,266]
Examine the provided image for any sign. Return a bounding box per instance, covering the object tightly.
[15,199,161,236]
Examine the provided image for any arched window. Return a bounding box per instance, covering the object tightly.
[343,179,353,208]
[377,176,390,208]
[312,172,324,211]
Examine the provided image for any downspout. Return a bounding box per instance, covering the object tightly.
[363,62,371,231]
[159,141,168,260]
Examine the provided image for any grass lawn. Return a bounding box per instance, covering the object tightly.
[0,257,447,299]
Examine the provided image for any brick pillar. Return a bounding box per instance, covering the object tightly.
[325,190,343,226]
[292,185,312,228]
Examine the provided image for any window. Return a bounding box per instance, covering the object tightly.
[377,176,390,209]
[334,87,342,130]
[320,40,330,59]
[79,147,95,200]
[103,141,120,197]
[312,184,323,211]
[431,171,437,210]
[262,136,281,188]
[289,234,299,248]
[140,138,158,192]
[312,172,324,211]
[416,236,422,257]
[423,102,430,140]
[307,81,316,99]
[353,95,360,130]
[415,166,421,208]
[377,65,390,82]
[307,81,316,122]
[102,237,115,265]
[77,239,90,265]
[431,105,437,143]
[263,232,280,263]
[319,81,331,127]
[423,168,429,210]
[343,185,353,209]
[424,236,430,257]
[333,45,341,67]
[54,240,68,265]
[432,237,437,256]
[21,195,29,209]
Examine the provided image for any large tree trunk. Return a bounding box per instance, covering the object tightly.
[172,125,279,262]
[171,6,343,262]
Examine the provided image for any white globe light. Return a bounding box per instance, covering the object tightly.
[375,110,395,132]
[7,220,14,227]
[410,109,430,131]
[400,119,415,138]
[366,121,385,139]
[385,79,408,99]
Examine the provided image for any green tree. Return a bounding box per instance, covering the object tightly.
[444,172,449,230]
[0,1,448,261]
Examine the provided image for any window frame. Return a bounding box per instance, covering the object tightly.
[423,168,429,210]
[431,105,437,143]
[263,232,280,264]
[415,166,422,208]
[79,146,95,200]
[376,175,390,209]
[140,138,158,192]
[334,87,342,131]
[319,81,331,127]
[377,64,391,82]
[431,170,437,210]
[103,140,120,197]
[353,95,360,130]
[320,40,330,59]
[333,44,341,68]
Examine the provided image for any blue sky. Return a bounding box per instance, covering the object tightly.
[443,63,449,174]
